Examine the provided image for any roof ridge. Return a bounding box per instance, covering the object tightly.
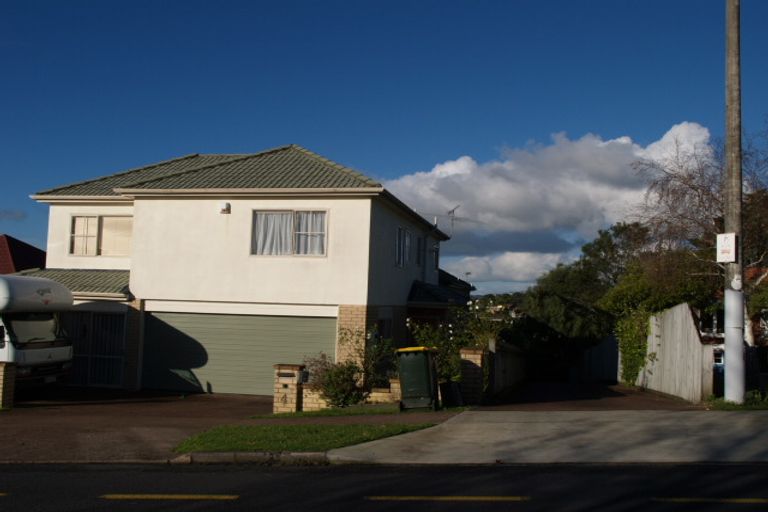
[288,145,381,187]
[34,153,207,195]
[116,145,295,190]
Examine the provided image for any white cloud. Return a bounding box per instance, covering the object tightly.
[385,122,712,292]
[443,252,567,283]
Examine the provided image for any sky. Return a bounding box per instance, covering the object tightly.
[2,0,767,294]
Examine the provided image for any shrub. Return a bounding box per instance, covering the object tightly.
[303,353,366,408]
[319,361,366,408]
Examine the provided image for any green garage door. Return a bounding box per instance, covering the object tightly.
[142,312,337,395]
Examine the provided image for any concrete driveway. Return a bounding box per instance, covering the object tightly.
[329,382,768,465]
[1,387,272,463]
[329,410,768,465]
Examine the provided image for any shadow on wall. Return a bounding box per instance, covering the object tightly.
[141,315,209,394]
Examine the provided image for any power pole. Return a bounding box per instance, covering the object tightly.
[724,0,745,403]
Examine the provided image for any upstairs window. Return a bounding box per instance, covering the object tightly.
[70,216,132,256]
[416,236,424,266]
[251,211,326,256]
[396,227,411,267]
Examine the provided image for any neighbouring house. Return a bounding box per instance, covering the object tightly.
[0,234,46,274]
[27,145,465,395]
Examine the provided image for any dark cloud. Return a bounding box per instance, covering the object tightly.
[0,210,27,221]
[443,230,577,257]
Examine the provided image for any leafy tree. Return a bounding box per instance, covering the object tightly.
[521,222,648,344]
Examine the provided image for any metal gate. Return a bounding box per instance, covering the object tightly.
[63,311,126,387]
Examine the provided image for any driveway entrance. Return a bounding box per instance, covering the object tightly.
[478,381,704,411]
[2,387,272,462]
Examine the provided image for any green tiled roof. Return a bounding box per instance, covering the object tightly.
[17,269,131,297]
[36,145,381,197]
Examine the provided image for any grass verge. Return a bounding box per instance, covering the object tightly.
[706,396,768,410]
[175,423,435,453]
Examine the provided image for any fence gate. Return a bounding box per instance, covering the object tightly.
[63,311,126,387]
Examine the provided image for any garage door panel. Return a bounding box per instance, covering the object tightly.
[142,312,336,395]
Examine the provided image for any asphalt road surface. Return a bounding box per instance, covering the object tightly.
[2,464,768,511]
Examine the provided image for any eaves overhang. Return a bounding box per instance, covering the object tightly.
[73,292,132,302]
[112,187,385,198]
[380,190,450,241]
[30,195,133,204]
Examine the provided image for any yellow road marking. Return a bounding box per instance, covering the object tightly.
[366,495,530,502]
[654,497,768,504]
[102,494,238,501]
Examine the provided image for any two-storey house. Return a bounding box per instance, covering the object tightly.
[27,145,466,395]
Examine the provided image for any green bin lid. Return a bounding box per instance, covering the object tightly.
[396,346,437,353]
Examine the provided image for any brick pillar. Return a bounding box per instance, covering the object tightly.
[273,364,305,414]
[460,348,485,405]
[0,363,16,409]
[123,299,145,390]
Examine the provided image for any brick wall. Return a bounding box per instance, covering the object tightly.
[0,363,15,409]
[302,387,330,411]
[336,305,377,363]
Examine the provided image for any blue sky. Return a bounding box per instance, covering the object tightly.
[2,0,767,292]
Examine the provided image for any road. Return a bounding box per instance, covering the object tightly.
[1,464,768,511]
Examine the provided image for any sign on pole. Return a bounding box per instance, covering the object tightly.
[717,233,737,263]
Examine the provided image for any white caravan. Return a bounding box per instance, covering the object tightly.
[0,275,74,383]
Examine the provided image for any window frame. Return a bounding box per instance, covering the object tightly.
[395,227,411,267]
[69,215,133,257]
[250,209,328,257]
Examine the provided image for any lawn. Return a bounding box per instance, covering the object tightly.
[175,423,434,453]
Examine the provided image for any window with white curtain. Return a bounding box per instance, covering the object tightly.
[251,210,326,256]
[70,216,132,256]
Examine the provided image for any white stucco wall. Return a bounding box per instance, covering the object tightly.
[130,197,372,305]
[46,204,134,270]
[367,198,440,306]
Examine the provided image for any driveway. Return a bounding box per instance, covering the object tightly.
[329,409,768,464]
[2,387,458,463]
[477,381,704,411]
[1,387,272,463]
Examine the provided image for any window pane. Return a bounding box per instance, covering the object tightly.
[100,217,133,256]
[252,212,293,255]
[71,216,97,256]
[295,211,326,255]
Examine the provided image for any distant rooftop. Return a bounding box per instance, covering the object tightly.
[0,235,45,274]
